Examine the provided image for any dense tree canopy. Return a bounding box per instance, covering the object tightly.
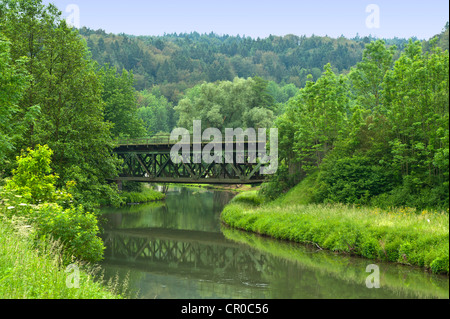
[265,38,449,209]
[79,28,413,103]
[0,35,31,171]
[0,0,121,208]
[175,77,275,132]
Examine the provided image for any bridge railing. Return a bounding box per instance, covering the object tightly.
[116,133,265,146]
[116,134,175,146]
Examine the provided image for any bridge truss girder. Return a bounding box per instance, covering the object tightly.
[115,150,266,184]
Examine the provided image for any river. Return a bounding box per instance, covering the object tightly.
[99,187,449,299]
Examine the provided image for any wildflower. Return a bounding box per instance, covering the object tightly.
[19,203,28,207]
[427,219,430,223]
[7,206,15,210]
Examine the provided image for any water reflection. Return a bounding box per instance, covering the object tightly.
[100,187,449,299]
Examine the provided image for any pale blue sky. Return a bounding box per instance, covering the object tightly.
[42,0,449,39]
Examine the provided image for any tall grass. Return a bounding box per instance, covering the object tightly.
[221,201,449,274]
[0,219,123,299]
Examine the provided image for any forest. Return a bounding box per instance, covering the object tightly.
[0,0,448,272]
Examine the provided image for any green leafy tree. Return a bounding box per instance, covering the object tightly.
[4,145,59,204]
[3,144,105,263]
[1,0,122,208]
[290,64,350,171]
[136,89,173,134]
[348,40,396,112]
[100,64,146,138]
[175,77,275,132]
[0,35,33,172]
[381,40,449,206]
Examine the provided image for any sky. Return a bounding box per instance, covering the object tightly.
[42,0,449,40]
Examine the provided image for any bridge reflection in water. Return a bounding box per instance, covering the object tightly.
[102,228,271,289]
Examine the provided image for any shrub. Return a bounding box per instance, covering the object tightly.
[32,203,105,263]
[361,238,379,259]
[430,256,449,274]
[259,165,301,201]
[315,155,398,204]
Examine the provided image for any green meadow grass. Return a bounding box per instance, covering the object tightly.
[120,187,166,205]
[222,191,449,274]
[0,219,124,299]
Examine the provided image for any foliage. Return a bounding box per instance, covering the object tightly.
[79,28,412,102]
[284,64,350,172]
[175,77,275,132]
[0,0,122,209]
[276,39,449,210]
[1,145,106,263]
[259,165,302,201]
[0,35,34,173]
[136,87,175,134]
[100,64,146,138]
[230,191,264,206]
[0,220,123,298]
[32,203,105,263]
[314,155,398,205]
[119,187,166,205]
[4,145,61,204]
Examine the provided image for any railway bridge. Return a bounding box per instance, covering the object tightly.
[113,134,274,185]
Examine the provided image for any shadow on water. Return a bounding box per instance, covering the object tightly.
[99,187,449,299]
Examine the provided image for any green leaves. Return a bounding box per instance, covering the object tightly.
[1,0,122,209]
[174,77,275,132]
[101,64,146,138]
[271,38,448,209]
[0,35,31,170]
[288,64,349,171]
[34,203,105,263]
[4,145,58,204]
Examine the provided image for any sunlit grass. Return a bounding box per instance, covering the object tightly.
[222,200,449,274]
[0,219,124,299]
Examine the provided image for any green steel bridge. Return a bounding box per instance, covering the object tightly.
[113,135,271,185]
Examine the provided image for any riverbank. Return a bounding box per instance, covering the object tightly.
[119,187,166,205]
[222,227,449,299]
[166,183,259,193]
[0,218,124,299]
[221,185,449,275]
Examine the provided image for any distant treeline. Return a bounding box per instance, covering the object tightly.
[79,28,416,103]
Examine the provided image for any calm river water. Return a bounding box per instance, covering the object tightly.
[99,187,449,299]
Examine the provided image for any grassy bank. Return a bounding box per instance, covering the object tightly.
[221,182,449,275]
[222,227,449,299]
[0,219,123,299]
[120,187,165,205]
[167,183,259,193]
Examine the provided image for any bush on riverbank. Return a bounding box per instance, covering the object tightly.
[221,195,449,274]
[0,145,106,264]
